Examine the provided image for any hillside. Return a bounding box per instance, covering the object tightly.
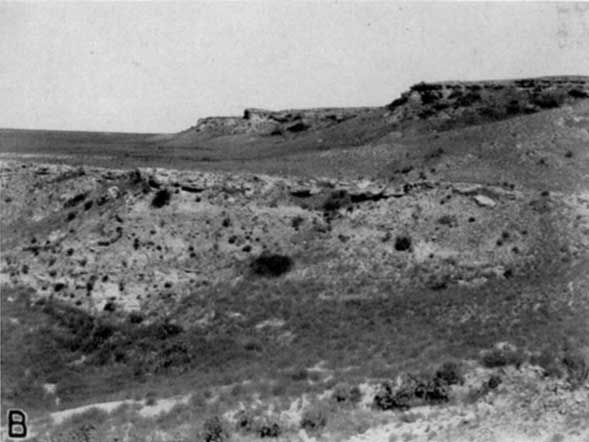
[1,77,589,441]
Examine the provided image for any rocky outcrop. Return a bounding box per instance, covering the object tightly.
[193,107,374,137]
[190,77,589,139]
[386,76,589,132]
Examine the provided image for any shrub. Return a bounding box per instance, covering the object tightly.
[300,405,327,431]
[532,91,564,109]
[374,372,452,411]
[151,188,171,208]
[394,235,412,252]
[127,311,144,324]
[437,215,457,227]
[332,382,362,404]
[203,416,228,442]
[480,344,525,368]
[562,350,588,388]
[413,377,449,403]
[487,374,502,390]
[145,391,157,406]
[290,367,309,381]
[291,216,304,230]
[435,361,463,386]
[259,422,281,438]
[235,409,256,433]
[531,349,563,378]
[568,88,589,98]
[373,382,412,411]
[50,423,98,442]
[250,254,293,277]
[57,407,109,432]
[466,375,502,403]
[322,190,351,213]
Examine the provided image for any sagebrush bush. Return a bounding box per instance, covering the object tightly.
[562,350,589,387]
[322,190,351,213]
[203,416,228,442]
[250,254,293,277]
[435,361,463,386]
[259,422,281,438]
[481,345,525,368]
[394,235,412,251]
[373,382,412,411]
[374,369,454,411]
[300,406,327,431]
[151,188,171,208]
[332,382,362,404]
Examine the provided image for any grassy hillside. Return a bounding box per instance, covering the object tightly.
[1,77,589,441]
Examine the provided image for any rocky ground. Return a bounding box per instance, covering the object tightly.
[2,159,588,321]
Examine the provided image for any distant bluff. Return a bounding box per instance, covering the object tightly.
[387,76,589,132]
[192,106,374,137]
[190,76,589,137]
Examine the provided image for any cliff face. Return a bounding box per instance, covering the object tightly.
[385,76,589,132]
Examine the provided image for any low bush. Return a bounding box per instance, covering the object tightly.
[562,350,588,388]
[394,235,412,252]
[374,364,458,411]
[151,188,171,208]
[413,377,449,403]
[374,382,413,411]
[435,361,463,386]
[322,190,351,213]
[487,374,502,390]
[480,344,525,368]
[569,88,589,98]
[300,405,327,431]
[235,409,256,433]
[437,215,457,227]
[235,409,281,438]
[332,382,362,404]
[465,375,502,403]
[530,349,563,378]
[203,416,228,442]
[250,254,293,277]
[532,90,565,109]
[289,367,309,381]
[259,422,281,438]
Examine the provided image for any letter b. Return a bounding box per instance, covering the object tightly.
[8,409,27,438]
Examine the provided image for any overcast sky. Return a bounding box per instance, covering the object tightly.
[1,2,588,133]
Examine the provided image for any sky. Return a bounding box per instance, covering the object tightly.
[1,2,588,133]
